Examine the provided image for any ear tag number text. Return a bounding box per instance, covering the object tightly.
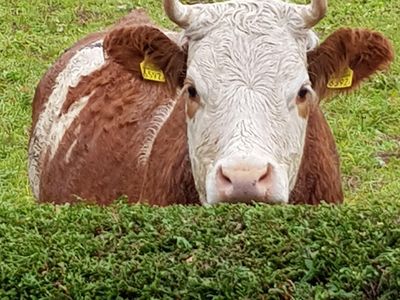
[327,67,354,89]
[140,59,166,83]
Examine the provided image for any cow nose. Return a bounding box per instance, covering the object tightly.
[215,162,273,203]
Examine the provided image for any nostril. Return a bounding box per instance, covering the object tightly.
[258,164,272,183]
[217,166,232,186]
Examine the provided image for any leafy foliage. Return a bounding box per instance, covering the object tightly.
[1,200,400,299]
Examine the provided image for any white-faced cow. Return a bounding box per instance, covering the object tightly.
[29,0,394,206]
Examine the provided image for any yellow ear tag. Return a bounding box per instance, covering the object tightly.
[140,58,166,82]
[327,67,354,89]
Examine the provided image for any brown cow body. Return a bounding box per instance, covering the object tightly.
[29,8,393,205]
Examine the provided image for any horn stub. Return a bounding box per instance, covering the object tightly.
[303,0,327,28]
[164,0,191,28]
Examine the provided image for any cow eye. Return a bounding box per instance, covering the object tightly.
[297,87,309,99]
[187,86,198,98]
[296,86,311,104]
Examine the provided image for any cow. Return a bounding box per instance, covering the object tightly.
[28,0,394,206]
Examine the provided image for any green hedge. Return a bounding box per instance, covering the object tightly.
[1,200,399,299]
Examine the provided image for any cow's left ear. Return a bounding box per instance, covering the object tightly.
[307,28,394,101]
[104,25,187,88]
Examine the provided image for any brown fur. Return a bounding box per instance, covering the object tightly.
[186,98,200,119]
[103,25,187,90]
[308,28,394,100]
[290,106,343,204]
[40,61,198,205]
[31,10,394,205]
[297,101,310,119]
[296,92,313,119]
[32,9,154,133]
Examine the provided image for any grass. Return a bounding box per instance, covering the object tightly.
[1,199,400,298]
[0,0,399,298]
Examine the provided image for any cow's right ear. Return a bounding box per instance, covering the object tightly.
[307,28,394,101]
[104,25,187,88]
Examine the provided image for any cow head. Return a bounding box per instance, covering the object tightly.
[164,0,328,205]
[105,0,393,205]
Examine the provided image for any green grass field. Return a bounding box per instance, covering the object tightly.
[0,0,399,298]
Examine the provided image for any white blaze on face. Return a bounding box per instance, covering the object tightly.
[28,41,105,199]
[183,0,319,204]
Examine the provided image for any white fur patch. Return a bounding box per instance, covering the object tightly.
[138,96,179,166]
[28,41,104,199]
[65,140,78,164]
[61,92,94,164]
[51,91,93,160]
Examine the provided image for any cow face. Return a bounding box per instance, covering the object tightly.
[166,0,325,204]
